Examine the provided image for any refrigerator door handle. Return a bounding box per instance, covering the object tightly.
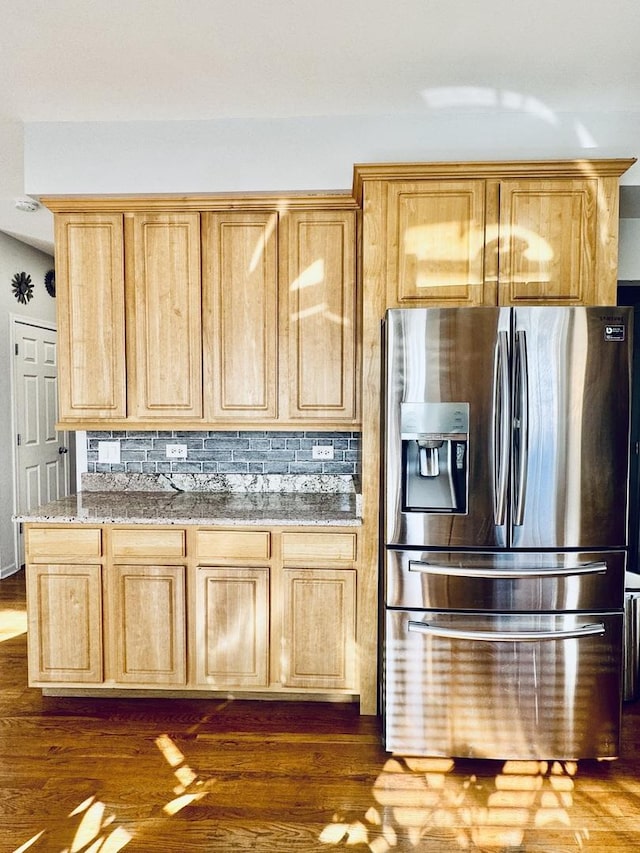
[408,559,608,579]
[493,330,511,526]
[513,328,529,526]
[408,620,606,642]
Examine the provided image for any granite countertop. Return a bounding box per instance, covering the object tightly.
[15,474,362,527]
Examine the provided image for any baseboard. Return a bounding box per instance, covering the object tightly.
[0,563,20,580]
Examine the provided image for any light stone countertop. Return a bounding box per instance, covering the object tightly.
[15,489,362,527]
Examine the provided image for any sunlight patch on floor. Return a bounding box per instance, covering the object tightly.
[155,733,210,814]
[0,609,27,642]
[10,730,216,852]
[320,756,589,851]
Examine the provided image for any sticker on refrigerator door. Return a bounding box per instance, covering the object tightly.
[604,324,625,341]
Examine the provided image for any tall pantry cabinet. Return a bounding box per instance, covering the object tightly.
[352,158,635,716]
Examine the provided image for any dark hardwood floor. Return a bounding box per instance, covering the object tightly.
[2,569,640,853]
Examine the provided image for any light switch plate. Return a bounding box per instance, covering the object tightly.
[97,441,121,464]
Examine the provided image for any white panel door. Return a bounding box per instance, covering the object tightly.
[14,321,71,563]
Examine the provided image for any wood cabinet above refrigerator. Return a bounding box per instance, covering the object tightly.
[354,158,636,308]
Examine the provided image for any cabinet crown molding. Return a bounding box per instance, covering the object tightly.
[39,191,359,213]
[352,158,637,202]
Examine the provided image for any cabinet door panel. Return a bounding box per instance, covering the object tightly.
[109,564,186,684]
[194,566,269,687]
[27,564,103,683]
[202,212,278,419]
[282,210,357,420]
[129,213,202,418]
[55,213,126,419]
[498,179,598,305]
[281,568,357,690]
[386,181,487,306]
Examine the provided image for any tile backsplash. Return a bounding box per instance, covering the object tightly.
[86,430,361,476]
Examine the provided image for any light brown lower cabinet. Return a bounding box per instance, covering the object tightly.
[24,523,361,704]
[281,568,357,690]
[106,564,187,685]
[26,562,104,684]
[194,565,270,687]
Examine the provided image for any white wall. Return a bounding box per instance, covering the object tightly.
[619,220,640,281]
[0,232,55,577]
[24,111,640,195]
[0,122,54,254]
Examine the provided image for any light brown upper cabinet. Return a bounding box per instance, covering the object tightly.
[202,211,279,420]
[45,195,359,430]
[55,213,127,420]
[384,179,488,306]
[497,178,607,305]
[126,212,203,420]
[280,210,358,421]
[354,159,635,308]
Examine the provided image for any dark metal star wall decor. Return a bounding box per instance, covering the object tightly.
[11,271,34,304]
[45,268,56,297]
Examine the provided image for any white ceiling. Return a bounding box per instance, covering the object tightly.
[2,0,640,253]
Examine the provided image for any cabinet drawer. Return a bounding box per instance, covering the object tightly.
[196,529,271,561]
[282,532,357,564]
[27,527,102,559]
[111,528,186,558]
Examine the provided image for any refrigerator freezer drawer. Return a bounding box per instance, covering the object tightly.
[386,549,626,612]
[384,610,622,759]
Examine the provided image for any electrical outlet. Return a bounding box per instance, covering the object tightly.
[312,444,334,460]
[166,444,188,459]
[97,441,121,464]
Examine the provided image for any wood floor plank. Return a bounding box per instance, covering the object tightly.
[3,568,640,852]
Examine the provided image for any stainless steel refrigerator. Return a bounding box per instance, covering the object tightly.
[382,306,632,759]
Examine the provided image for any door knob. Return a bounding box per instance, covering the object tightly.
[58,446,68,454]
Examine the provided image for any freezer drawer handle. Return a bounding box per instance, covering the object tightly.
[408,559,608,579]
[407,621,606,642]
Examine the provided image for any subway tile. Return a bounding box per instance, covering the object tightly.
[232,450,295,462]
[247,439,271,451]
[288,462,327,474]
[96,462,125,473]
[203,438,250,449]
[120,438,154,450]
[322,462,356,474]
[171,462,202,473]
[264,462,296,474]
[119,451,146,462]
[218,462,250,473]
